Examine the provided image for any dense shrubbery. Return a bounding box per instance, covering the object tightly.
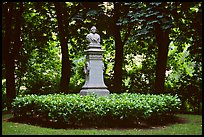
[11,93,181,126]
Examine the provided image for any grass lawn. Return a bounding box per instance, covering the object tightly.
[2,113,202,135]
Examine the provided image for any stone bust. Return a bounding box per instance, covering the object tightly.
[86,26,100,44]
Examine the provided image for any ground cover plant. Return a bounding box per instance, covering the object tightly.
[11,93,181,128]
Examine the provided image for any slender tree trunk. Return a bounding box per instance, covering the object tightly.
[113,2,124,93]
[3,3,15,110]
[113,26,124,93]
[3,2,23,110]
[54,2,71,92]
[154,23,170,93]
[14,3,24,95]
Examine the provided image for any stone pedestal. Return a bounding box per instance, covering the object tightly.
[80,43,110,96]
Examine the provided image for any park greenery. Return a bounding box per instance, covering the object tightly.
[2,113,202,135]
[2,1,202,124]
[11,93,181,127]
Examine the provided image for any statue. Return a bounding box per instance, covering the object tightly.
[86,26,100,44]
[80,25,109,96]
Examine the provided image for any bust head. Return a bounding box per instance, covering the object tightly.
[91,26,96,34]
[86,26,100,44]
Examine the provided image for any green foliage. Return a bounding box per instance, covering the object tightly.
[165,41,202,114]
[118,2,202,113]
[2,2,202,114]
[103,37,115,87]
[69,56,86,92]
[22,39,61,94]
[12,93,181,126]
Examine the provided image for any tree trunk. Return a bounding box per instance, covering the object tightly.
[54,2,71,92]
[3,3,15,110]
[14,3,24,95]
[113,26,124,93]
[154,23,170,93]
[113,2,124,93]
[5,58,16,110]
[3,2,23,110]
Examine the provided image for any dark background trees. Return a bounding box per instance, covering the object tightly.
[2,2,24,109]
[54,2,71,92]
[2,2,202,113]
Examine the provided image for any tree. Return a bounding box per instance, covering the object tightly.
[86,2,132,92]
[119,2,176,93]
[147,2,202,93]
[154,22,170,93]
[149,2,172,93]
[18,2,62,94]
[2,2,24,109]
[167,2,202,113]
[54,2,71,92]
[112,2,125,93]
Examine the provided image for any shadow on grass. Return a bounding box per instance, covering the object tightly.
[4,113,188,130]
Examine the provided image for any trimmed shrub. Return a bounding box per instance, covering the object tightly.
[11,93,181,126]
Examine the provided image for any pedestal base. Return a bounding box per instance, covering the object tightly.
[80,43,110,96]
[80,87,110,96]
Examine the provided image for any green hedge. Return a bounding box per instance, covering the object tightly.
[11,93,181,126]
